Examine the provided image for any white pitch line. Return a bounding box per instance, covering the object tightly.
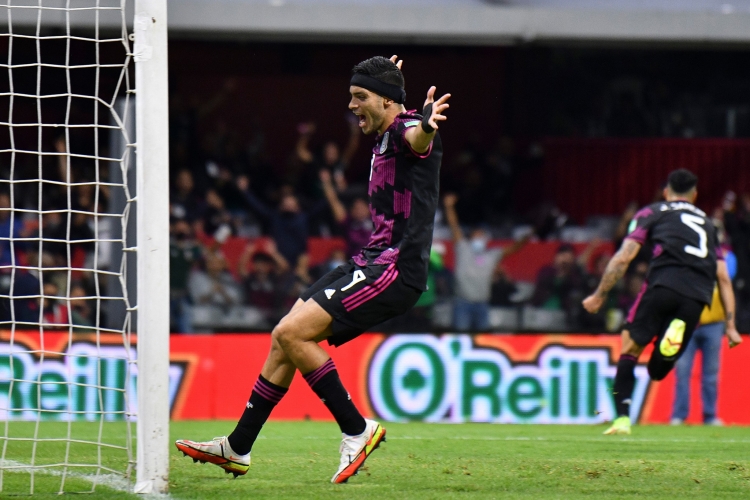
[0,460,173,498]
[254,435,750,444]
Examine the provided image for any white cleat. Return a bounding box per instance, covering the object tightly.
[175,436,250,478]
[331,419,387,484]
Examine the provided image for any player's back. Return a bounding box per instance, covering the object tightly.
[627,201,719,305]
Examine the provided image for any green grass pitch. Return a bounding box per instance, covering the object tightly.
[1,421,749,498]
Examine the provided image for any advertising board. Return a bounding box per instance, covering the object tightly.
[2,331,747,425]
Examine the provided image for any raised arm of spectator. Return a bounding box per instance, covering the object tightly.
[295,122,316,164]
[503,230,534,259]
[238,241,257,278]
[577,237,603,271]
[442,193,464,242]
[55,137,70,184]
[196,77,237,119]
[236,175,273,220]
[319,169,347,224]
[716,259,742,348]
[340,115,361,168]
[265,239,290,274]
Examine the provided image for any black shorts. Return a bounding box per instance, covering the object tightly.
[300,260,422,347]
[625,285,704,350]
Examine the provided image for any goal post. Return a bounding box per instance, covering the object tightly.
[133,0,170,495]
[0,0,170,495]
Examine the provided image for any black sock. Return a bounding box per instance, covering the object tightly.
[227,375,288,455]
[303,358,366,436]
[613,354,637,418]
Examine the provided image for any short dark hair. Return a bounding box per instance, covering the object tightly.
[556,243,575,255]
[352,56,404,89]
[668,169,698,195]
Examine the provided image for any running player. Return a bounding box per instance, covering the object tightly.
[582,169,742,435]
[176,55,450,483]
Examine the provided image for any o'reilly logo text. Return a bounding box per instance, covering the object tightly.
[0,340,186,421]
[367,335,650,424]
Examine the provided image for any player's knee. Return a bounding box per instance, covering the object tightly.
[271,319,297,348]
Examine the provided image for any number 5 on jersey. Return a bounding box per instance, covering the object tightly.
[341,270,367,292]
[680,213,708,258]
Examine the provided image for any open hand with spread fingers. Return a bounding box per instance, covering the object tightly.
[422,86,451,132]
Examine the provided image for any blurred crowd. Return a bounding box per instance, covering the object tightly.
[2,82,750,334]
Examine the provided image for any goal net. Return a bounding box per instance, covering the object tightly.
[0,0,169,495]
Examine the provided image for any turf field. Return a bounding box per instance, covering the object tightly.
[1,421,749,498]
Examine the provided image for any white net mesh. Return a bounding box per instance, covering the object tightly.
[0,0,136,494]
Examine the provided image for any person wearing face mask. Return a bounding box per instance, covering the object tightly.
[443,193,531,332]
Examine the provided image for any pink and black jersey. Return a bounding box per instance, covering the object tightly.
[353,111,443,291]
[625,201,722,305]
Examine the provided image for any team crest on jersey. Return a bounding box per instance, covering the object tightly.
[379,132,389,154]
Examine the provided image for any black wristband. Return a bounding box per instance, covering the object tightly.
[421,102,435,134]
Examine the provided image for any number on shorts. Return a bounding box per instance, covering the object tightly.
[680,213,708,258]
[341,270,366,291]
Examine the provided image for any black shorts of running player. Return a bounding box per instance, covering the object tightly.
[625,285,704,380]
[300,260,422,347]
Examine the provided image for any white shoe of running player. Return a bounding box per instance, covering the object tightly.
[331,419,387,484]
[175,436,250,478]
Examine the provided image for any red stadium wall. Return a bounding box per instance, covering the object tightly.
[540,138,750,224]
[213,237,615,283]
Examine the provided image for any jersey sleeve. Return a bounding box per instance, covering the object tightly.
[398,117,433,159]
[624,205,659,245]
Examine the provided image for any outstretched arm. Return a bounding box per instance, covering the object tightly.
[404,86,451,154]
[582,239,642,313]
[717,259,742,348]
[442,193,464,242]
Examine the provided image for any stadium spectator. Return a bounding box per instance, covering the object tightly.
[443,193,531,331]
[198,188,234,241]
[318,170,372,258]
[70,283,94,330]
[0,192,25,266]
[294,118,360,196]
[238,239,290,323]
[722,191,750,332]
[0,246,40,324]
[490,267,518,307]
[531,243,586,317]
[171,169,203,222]
[41,281,68,329]
[188,250,242,312]
[237,175,323,273]
[310,247,347,283]
[170,219,202,333]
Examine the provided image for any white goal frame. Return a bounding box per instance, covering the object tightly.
[133,0,169,495]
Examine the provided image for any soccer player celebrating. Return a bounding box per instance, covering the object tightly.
[583,169,742,435]
[176,55,450,483]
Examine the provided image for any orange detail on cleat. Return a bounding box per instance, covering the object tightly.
[332,425,386,484]
[175,440,249,476]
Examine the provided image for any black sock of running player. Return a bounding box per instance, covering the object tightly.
[613,354,637,418]
[303,358,366,436]
[227,375,288,455]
